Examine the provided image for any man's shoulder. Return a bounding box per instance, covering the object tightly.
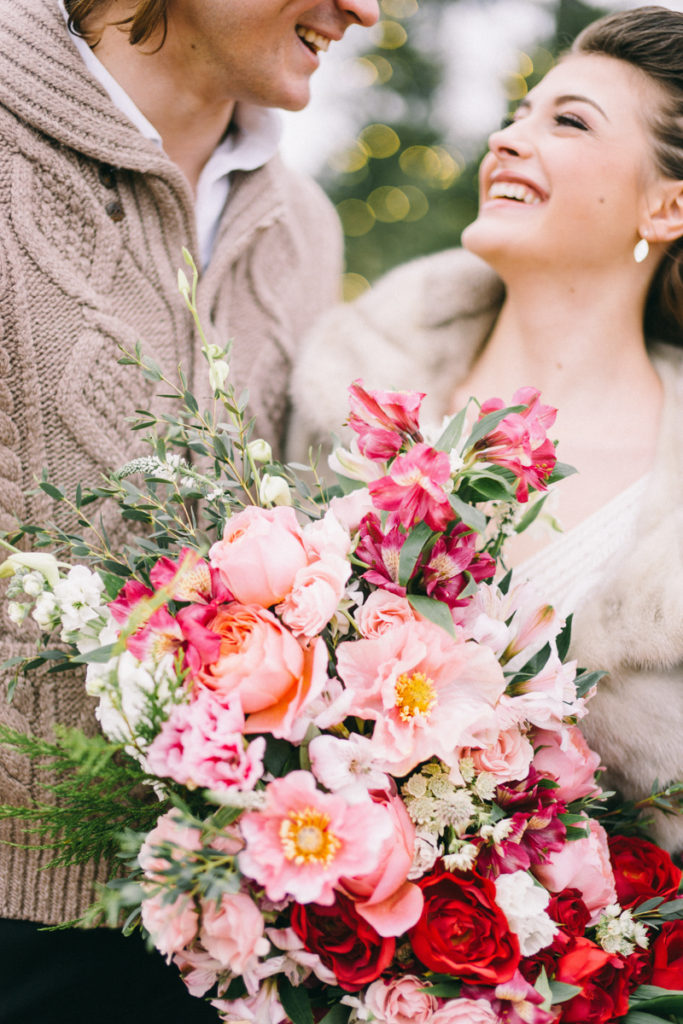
[267,155,339,228]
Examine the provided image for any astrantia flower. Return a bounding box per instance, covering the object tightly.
[369,443,453,532]
[238,771,393,905]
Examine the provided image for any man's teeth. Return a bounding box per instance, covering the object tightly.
[488,181,542,205]
[296,26,331,53]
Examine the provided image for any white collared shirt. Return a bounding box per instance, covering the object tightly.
[58,0,281,267]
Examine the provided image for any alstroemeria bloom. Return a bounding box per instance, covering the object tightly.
[336,619,506,777]
[472,387,557,502]
[209,506,308,608]
[238,771,393,905]
[348,380,425,460]
[369,443,453,532]
[420,524,495,610]
[355,513,408,596]
[150,547,231,605]
[462,970,557,1024]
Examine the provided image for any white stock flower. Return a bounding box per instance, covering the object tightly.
[31,591,58,630]
[53,566,106,639]
[259,473,292,507]
[8,601,30,625]
[22,571,46,597]
[89,650,178,753]
[494,871,557,956]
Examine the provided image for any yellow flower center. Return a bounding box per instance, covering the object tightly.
[279,808,342,866]
[395,671,437,721]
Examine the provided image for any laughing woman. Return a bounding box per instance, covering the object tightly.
[289,7,683,851]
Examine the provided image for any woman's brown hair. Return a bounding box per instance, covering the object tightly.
[64,0,168,47]
[573,5,683,346]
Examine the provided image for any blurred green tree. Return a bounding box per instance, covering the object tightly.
[319,0,608,298]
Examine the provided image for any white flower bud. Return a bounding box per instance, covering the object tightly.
[22,571,46,597]
[259,474,292,507]
[247,438,273,464]
[8,601,29,625]
[177,268,191,301]
[208,359,230,392]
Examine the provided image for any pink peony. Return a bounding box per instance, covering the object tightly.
[209,506,307,608]
[238,770,392,905]
[533,817,616,924]
[355,588,416,638]
[465,726,534,784]
[533,726,603,803]
[145,689,265,792]
[431,998,499,1023]
[364,975,437,1023]
[277,554,350,637]
[369,443,453,532]
[336,619,506,777]
[194,602,305,714]
[140,891,198,960]
[199,891,270,974]
[340,787,423,937]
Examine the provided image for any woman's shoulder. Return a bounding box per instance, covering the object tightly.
[288,249,503,457]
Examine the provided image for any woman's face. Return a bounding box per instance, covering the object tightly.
[462,53,666,275]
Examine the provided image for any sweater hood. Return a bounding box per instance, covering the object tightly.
[0,0,186,176]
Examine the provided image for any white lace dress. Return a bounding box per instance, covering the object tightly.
[514,476,649,617]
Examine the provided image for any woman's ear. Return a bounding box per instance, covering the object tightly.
[644,179,683,244]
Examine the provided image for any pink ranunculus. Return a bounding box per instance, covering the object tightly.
[369,443,453,532]
[336,619,506,778]
[209,506,308,608]
[355,588,416,638]
[138,810,202,881]
[533,817,616,924]
[364,974,437,1024]
[145,688,265,792]
[277,554,350,638]
[430,998,499,1023]
[238,770,392,905]
[466,727,534,784]
[533,726,603,803]
[242,635,329,742]
[199,891,270,975]
[194,602,305,714]
[340,787,423,937]
[140,890,198,960]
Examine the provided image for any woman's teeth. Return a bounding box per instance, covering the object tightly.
[488,181,542,205]
[296,26,330,53]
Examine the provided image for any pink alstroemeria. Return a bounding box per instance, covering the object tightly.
[150,547,232,605]
[369,443,453,532]
[473,387,557,502]
[355,513,408,596]
[463,970,557,1024]
[420,524,495,610]
[348,380,425,460]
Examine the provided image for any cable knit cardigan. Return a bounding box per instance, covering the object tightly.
[0,0,343,924]
[290,247,683,853]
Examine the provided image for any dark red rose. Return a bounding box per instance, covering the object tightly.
[608,835,682,909]
[408,866,520,984]
[548,888,591,937]
[290,892,395,992]
[554,936,630,1023]
[649,920,683,990]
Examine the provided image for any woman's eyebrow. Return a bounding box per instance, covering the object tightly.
[515,93,609,121]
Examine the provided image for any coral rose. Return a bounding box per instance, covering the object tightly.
[199,891,270,974]
[195,602,304,714]
[533,726,602,803]
[277,554,350,637]
[209,506,307,607]
[408,866,520,983]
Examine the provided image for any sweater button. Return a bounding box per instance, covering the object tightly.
[99,164,117,189]
[105,199,125,222]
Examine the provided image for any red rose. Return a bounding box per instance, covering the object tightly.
[649,920,683,990]
[554,936,630,1023]
[290,892,395,992]
[408,866,520,984]
[608,835,682,909]
[548,887,591,937]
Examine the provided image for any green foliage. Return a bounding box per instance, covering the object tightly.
[0,724,167,867]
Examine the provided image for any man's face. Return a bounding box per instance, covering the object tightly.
[163,0,380,110]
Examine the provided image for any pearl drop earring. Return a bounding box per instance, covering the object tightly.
[634,236,650,263]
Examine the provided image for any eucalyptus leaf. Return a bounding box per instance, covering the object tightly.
[71,644,115,665]
[408,594,455,636]
[548,980,583,1004]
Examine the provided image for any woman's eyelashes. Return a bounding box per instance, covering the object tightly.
[554,112,589,130]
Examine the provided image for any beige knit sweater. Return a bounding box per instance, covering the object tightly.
[0,0,343,924]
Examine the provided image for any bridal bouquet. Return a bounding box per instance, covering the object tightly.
[2,255,683,1024]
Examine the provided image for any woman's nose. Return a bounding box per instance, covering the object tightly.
[487,120,534,160]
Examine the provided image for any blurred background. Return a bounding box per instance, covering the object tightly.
[280,0,683,300]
